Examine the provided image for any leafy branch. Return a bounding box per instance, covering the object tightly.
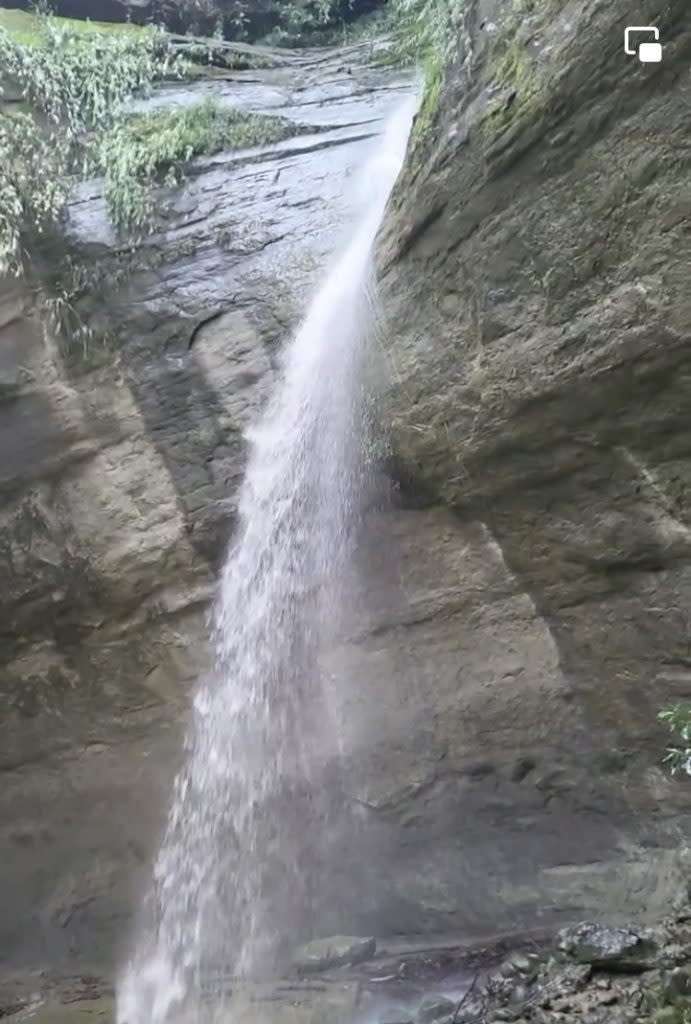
[659,703,691,776]
[0,12,186,276]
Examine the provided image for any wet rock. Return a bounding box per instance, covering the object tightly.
[417,996,456,1023]
[672,885,691,922]
[536,962,592,1008]
[293,935,376,973]
[507,983,530,1005]
[0,49,413,969]
[379,1011,415,1024]
[555,922,659,971]
[500,952,540,979]
[653,1008,687,1024]
[660,966,691,1006]
[454,993,486,1024]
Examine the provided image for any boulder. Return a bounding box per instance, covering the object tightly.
[293,935,376,973]
[499,952,540,979]
[416,996,456,1023]
[660,966,691,1007]
[555,923,659,972]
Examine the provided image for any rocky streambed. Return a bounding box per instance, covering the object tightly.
[6,905,691,1024]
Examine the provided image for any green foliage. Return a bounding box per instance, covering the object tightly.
[0,13,184,276]
[98,100,299,233]
[174,38,273,71]
[416,52,444,129]
[388,0,460,66]
[0,7,308,349]
[385,0,466,127]
[0,7,145,45]
[0,17,178,143]
[170,0,349,45]
[478,0,554,141]
[40,250,124,350]
[176,0,223,35]
[259,0,359,47]
[0,111,67,276]
[659,703,691,776]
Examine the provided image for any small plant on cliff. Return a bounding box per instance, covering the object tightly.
[659,703,691,776]
[98,100,299,233]
[389,0,456,65]
[386,0,467,128]
[0,12,184,276]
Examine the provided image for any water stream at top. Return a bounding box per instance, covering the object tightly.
[117,94,416,1024]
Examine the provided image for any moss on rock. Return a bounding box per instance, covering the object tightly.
[479,0,554,140]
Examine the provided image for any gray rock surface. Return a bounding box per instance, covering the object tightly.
[0,976,360,1024]
[416,996,456,1022]
[2,0,691,982]
[0,47,410,969]
[555,923,658,972]
[293,935,377,973]
[6,905,691,1024]
[374,0,691,956]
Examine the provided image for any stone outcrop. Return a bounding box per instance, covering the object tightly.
[374,0,691,949]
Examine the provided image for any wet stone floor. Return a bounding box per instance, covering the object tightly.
[0,939,487,1024]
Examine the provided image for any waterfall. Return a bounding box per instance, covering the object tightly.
[117,95,416,1024]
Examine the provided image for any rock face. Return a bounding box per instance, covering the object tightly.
[416,996,456,1023]
[2,0,691,978]
[0,51,410,969]
[375,0,691,949]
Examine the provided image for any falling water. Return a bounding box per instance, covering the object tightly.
[117,95,416,1024]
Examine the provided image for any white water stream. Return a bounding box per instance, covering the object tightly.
[118,95,415,1024]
